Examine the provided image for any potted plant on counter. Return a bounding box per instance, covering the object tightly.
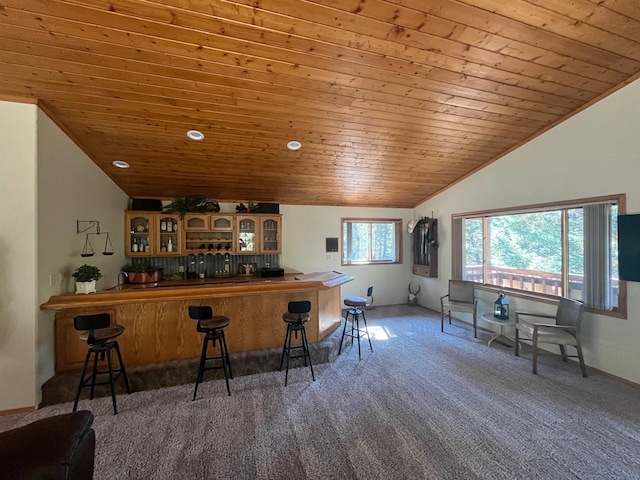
[72,264,103,294]
[121,264,164,284]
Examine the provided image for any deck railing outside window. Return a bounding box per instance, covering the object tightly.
[464,265,619,308]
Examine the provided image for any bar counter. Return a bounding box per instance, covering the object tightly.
[41,271,353,373]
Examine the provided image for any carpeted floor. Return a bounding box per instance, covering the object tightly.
[2,305,639,479]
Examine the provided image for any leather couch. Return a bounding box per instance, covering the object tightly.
[0,410,95,479]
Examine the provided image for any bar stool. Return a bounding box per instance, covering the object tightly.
[189,306,233,399]
[73,313,131,415]
[339,285,374,360]
[279,300,315,386]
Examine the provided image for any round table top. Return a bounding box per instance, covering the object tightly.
[482,313,516,325]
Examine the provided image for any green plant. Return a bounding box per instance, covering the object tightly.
[72,264,103,282]
[162,195,207,219]
[122,264,162,273]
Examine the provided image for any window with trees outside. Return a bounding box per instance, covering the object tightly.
[342,218,402,265]
[452,194,625,317]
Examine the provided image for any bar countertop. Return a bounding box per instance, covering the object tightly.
[40,271,354,310]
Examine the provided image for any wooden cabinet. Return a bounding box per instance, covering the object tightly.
[156,214,181,255]
[125,212,154,256]
[412,217,438,278]
[259,215,282,253]
[125,212,281,256]
[184,214,235,254]
[236,215,258,254]
[183,214,209,231]
[125,212,180,257]
[237,214,282,254]
[55,307,115,372]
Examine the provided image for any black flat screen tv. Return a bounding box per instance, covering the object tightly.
[618,214,640,282]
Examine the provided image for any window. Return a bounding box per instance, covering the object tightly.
[453,195,624,316]
[342,218,402,265]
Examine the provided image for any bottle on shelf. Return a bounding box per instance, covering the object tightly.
[132,238,139,252]
[224,253,230,275]
[161,219,167,231]
[168,237,173,252]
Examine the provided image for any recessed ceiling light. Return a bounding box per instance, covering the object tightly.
[287,140,302,151]
[187,130,205,141]
[112,160,130,169]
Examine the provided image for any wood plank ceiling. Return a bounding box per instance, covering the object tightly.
[1,0,639,208]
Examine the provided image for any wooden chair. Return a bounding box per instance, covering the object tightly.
[514,297,588,377]
[440,280,478,338]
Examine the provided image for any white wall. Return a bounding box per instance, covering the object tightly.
[414,78,640,384]
[0,101,129,410]
[280,205,413,306]
[0,101,38,410]
[36,111,129,395]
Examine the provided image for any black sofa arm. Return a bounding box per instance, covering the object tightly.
[0,410,95,480]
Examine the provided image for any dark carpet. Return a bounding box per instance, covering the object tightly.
[2,305,639,479]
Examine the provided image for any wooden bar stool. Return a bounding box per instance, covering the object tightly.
[73,313,131,415]
[279,300,315,386]
[189,306,233,399]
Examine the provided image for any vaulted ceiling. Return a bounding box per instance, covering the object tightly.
[1,0,639,208]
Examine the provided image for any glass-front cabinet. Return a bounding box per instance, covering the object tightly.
[156,214,181,255]
[236,216,258,254]
[125,212,281,257]
[259,216,281,253]
[126,213,154,256]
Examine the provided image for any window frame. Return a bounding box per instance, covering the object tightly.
[341,218,403,266]
[451,194,627,319]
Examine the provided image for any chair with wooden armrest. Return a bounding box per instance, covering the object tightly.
[514,297,587,377]
[440,280,478,338]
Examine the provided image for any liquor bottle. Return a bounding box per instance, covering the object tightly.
[161,219,167,231]
[132,238,139,252]
[168,237,173,252]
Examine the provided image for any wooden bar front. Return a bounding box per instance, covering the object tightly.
[41,272,352,373]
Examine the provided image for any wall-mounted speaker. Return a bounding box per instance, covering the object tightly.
[326,237,339,252]
[130,199,162,211]
[257,203,280,214]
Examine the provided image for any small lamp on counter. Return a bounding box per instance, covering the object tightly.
[494,290,509,320]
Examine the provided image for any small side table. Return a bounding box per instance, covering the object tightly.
[481,313,516,347]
